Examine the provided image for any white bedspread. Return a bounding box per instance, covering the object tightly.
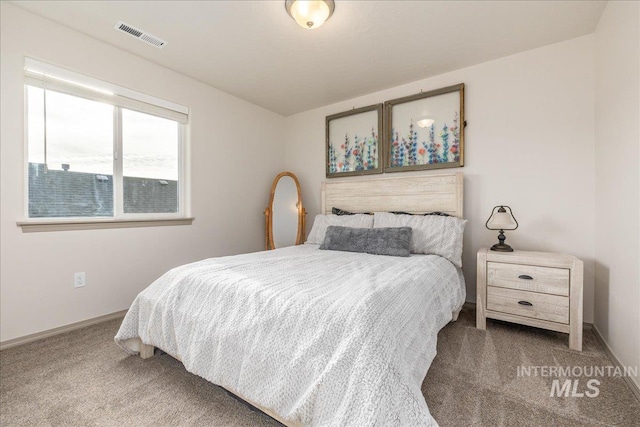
[115,244,465,426]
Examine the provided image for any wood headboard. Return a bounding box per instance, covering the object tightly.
[321,172,463,218]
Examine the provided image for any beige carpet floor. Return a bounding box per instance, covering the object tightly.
[1,307,638,426]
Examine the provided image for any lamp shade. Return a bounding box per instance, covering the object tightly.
[286,0,335,29]
[486,206,518,230]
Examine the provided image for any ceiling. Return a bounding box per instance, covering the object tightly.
[13,1,607,116]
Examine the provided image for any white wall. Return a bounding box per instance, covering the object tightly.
[0,3,285,342]
[594,1,640,389]
[284,36,597,322]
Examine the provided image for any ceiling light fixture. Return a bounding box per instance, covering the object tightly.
[285,0,335,30]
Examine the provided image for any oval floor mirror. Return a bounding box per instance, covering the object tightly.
[265,172,306,250]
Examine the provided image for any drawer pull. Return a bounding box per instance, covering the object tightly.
[518,300,533,306]
[518,274,533,280]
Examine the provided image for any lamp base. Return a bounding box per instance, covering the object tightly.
[490,242,514,252]
[490,230,514,252]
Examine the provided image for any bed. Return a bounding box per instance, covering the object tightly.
[115,172,465,426]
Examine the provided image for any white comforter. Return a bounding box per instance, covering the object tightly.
[115,244,465,426]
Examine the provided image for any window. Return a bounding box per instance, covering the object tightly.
[122,109,179,214]
[24,59,189,224]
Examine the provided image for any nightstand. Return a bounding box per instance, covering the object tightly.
[476,248,583,351]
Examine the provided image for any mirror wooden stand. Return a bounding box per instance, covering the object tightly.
[265,172,306,250]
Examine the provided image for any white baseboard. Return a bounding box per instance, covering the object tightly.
[0,309,128,351]
[591,325,640,403]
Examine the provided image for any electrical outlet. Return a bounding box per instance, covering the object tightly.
[74,272,86,288]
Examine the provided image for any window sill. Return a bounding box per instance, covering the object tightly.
[17,217,194,233]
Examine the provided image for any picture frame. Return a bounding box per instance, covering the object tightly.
[384,83,465,173]
[326,104,383,178]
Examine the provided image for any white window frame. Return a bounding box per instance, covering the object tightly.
[19,58,192,231]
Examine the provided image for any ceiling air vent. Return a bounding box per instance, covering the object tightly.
[113,21,167,49]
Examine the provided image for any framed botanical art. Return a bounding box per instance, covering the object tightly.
[384,83,465,172]
[326,104,383,178]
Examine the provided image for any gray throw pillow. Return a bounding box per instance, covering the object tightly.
[332,207,373,216]
[389,211,451,217]
[319,226,412,257]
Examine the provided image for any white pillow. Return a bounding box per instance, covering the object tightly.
[306,214,374,244]
[373,212,467,267]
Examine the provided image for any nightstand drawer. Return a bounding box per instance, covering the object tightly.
[487,286,569,324]
[487,262,569,296]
